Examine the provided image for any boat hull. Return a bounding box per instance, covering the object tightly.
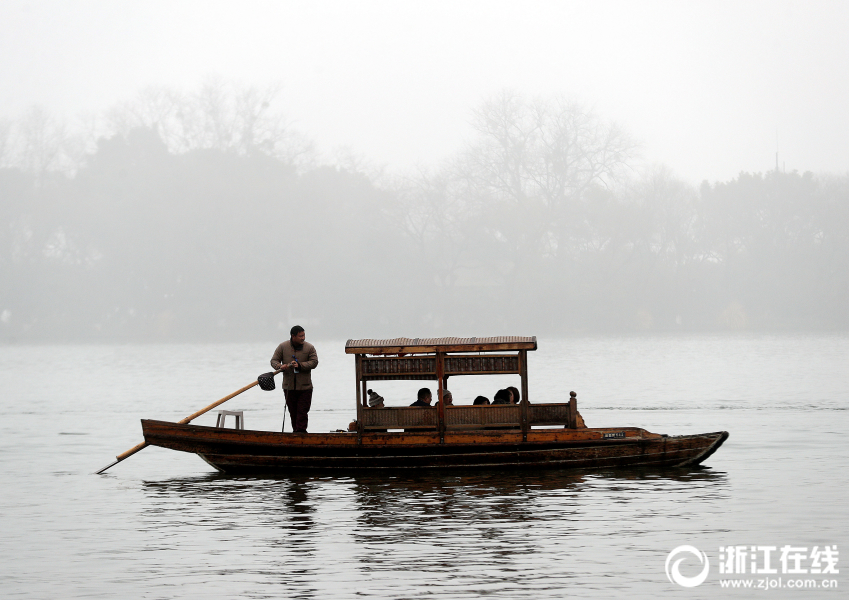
[141,420,728,474]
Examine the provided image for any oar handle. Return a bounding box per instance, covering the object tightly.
[97,369,282,473]
[116,441,148,461]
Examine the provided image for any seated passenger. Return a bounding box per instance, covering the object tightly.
[410,387,433,407]
[507,386,521,404]
[442,390,454,405]
[492,388,513,404]
[367,389,385,408]
[473,396,490,405]
[361,389,388,432]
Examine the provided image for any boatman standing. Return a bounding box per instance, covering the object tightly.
[271,325,318,433]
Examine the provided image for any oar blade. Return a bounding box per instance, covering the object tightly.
[96,459,120,474]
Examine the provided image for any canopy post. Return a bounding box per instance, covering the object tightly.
[520,350,529,441]
[520,350,529,401]
[436,351,446,443]
[520,349,530,404]
[355,354,364,441]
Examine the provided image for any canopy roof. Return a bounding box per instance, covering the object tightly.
[345,336,537,355]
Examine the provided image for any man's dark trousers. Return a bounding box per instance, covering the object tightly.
[284,389,312,432]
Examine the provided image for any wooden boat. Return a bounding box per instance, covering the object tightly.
[141,336,728,474]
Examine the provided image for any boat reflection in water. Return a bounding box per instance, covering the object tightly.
[139,467,729,532]
[138,467,728,596]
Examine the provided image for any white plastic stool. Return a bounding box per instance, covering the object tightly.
[215,410,244,429]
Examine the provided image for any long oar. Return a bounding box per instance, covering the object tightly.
[96,369,281,474]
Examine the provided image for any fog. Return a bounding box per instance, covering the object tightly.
[1,1,848,342]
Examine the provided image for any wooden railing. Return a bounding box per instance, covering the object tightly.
[445,405,521,429]
[528,402,576,427]
[360,398,577,431]
[360,406,439,430]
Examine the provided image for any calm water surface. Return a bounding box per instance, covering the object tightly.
[1,335,847,599]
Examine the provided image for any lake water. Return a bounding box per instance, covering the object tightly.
[1,334,846,599]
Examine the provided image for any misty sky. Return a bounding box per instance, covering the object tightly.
[1,0,848,183]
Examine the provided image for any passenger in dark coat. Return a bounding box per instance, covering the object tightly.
[410,388,433,407]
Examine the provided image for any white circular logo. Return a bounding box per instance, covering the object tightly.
[665,545,710,588]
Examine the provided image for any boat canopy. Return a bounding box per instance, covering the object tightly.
[345,336,537,355]
[346,336,565,436]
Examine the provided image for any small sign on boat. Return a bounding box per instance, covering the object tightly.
[603,431,626,439]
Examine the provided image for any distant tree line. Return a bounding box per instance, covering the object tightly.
[1,86,847,342]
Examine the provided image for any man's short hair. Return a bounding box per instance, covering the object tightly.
[290,325,305,337]
[417,387,431,401]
